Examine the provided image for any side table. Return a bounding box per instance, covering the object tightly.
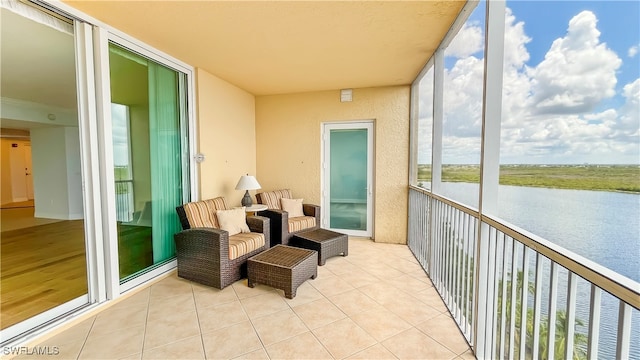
[245,204,268,216]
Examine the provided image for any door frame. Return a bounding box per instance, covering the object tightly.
[321,120,374,238]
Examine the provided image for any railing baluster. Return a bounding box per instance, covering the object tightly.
[486,227,498,357]
[547,262,560,360]
[519,247,530,360]
[499,233,509,360]
[616,302,632,360]
[454,208,461,321]
[587,285,601,360]
[508,239,519,360]
[565,272,578,360]
[532,254,544,360]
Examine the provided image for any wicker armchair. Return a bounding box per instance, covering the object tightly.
[255,189,320,245]
[174,197,270,289]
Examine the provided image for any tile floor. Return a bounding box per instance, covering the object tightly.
[22,238,475,359]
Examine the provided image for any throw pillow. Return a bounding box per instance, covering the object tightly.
[281,198,304,218]
[216,207,250,236]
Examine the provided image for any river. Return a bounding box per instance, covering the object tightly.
[437,182,640,358]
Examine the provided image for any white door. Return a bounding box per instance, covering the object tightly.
[24,143,34,200]
[322,121,374,237]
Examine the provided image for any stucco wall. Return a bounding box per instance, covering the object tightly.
[196,69,257,206]
[255,86,410,244]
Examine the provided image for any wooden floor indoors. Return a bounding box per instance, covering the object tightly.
[0,217,87,329]
[1,203,155,330]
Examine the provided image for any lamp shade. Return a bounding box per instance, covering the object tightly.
[235,175,261,191]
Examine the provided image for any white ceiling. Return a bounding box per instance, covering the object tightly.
[1,7,77,130]
[1,7,77,108]
[64,0,465,96]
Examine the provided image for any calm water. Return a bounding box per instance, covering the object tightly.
[439,182,640,282]
[438,183,640,358]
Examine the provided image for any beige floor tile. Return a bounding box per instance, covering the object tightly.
[293,298,346,329]
[336,268,380,288]
[40,317,95,347]
[308,274,355,297]
[142,335,204,359]
[149,276,193,299]
[198,300,249,333]
[361,265,405,280]
[358,282,415,306]
[240,292,289,319]
[385,258,425,274]
[346,343,398,359]
[350,306,412,341]
[386,274,431,293]
[382,328,456,360]
[147,292,195,321]
[280,281,324,307]
[411,286,449,312]
[143,309,200,350]
[232,348,270,360]
[457,349,477,359]
[417,314,471,355]
[384,296,443,326]
[13,339,85,360]
[111,287,151,311]
[90,302,148,337]
[328,289,381,316]
[232,279,275,299]
[79,325,145,359]
[321,255,354,274]
[312,318,376,359]
[251,308,309,345]
[192,284,239,309]
[265,332,333,360]
[120,352,142,360]
[202,321,262,359]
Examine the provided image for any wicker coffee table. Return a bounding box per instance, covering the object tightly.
[291,228,348,266]
[247,245,317,299]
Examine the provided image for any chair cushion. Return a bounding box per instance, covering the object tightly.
[183,197,229,229]
[281,198,304,217]
[259,189,292,210]
[216,207,250,236]
[288,216,317,233]
[229,232,265,260]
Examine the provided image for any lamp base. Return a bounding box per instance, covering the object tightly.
[241,190,253,207]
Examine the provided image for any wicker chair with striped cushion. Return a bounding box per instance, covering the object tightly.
[255,189,320,246]
[174,197,270,289]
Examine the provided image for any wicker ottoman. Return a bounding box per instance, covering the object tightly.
[291,228,348,266]
[247,245,317,299]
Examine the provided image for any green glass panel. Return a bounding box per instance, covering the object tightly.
[329,129,368,230]
[109,43,188,281]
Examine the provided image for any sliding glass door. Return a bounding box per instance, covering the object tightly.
[108,43,190,283]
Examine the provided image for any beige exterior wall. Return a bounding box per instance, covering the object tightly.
[255,86,410,244]
[196,69,257,206]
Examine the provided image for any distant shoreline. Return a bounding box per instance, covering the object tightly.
[417,164,640,194]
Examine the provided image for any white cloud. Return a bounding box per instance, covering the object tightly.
[418,7,639,164]
[445,22,483,59]
[528,11,621,115]
[629,45,639,58]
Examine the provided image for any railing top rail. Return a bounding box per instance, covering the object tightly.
[410,185,479,217]
[408,186,640,310]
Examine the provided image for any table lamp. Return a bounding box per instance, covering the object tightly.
[235,174,261,207]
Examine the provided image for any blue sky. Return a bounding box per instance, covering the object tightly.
[423,1,640,165]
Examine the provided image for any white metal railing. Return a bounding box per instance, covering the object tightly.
[407,186,640,360]
[115,179,134,222]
